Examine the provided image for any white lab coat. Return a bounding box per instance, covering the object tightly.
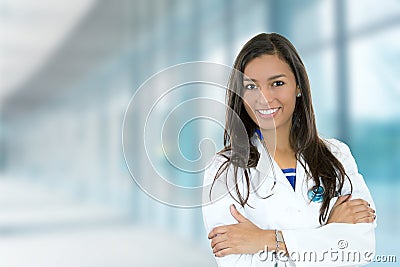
[202,137,376,267]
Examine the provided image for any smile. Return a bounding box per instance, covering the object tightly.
[256,108,280,117]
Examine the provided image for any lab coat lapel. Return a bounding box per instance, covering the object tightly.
[295,156,311,202]
[252,136,296,190]
[253,135,273,176]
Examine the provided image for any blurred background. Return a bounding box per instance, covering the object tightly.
[0,0,399,266]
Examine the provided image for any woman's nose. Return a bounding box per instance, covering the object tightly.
[257,87,273,104]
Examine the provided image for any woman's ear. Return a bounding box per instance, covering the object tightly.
[296,86,302,97]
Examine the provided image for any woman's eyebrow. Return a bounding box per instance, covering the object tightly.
[267,74,287,80]
[243,77,257,83]
[243,74,287,83]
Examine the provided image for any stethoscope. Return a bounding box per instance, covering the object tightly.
[255,129,325,203]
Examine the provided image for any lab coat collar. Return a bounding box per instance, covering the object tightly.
[251,133,309,192]
[251,134,273,176]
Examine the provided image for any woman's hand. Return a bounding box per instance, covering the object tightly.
[327,194,376,224]
[208,204,273,257]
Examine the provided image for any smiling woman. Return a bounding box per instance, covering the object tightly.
[242,54,300,142]
[202,33,376,267]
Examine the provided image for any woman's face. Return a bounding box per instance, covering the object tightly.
[242,54,300,133]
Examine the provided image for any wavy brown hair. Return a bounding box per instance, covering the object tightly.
[211,33,351,224]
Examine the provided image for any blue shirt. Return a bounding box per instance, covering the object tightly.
[282,168,296,191]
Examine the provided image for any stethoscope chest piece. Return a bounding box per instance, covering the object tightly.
[308,186,324,202]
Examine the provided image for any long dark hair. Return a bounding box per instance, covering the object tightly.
[211,33,350,224]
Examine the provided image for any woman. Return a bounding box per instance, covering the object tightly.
[202,33,376,266]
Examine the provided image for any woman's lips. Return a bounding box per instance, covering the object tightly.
[256,107,280,118]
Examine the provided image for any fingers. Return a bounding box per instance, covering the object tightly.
[230,204,248,223]
[208,226,227,239]
[343,198,376,223]
[208,204,248,240]
[212,239,230,254]
[354,203,376,223]
[334,194,352,206]
[214,247,235,257]
[209,233,235,256]
[346,198,370,207]
[208,204,251,257]
[346,198,376,221]
[328,196,376,224]
[335,196,373,208]
[354,210,376,223]
[210,233,226,249]
[350,202,375,214]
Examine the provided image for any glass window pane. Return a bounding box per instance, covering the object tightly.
[348,28,400,184]
[346,0,400,33]
[349,28,400,121]
[304,48,338,137]
[271,0,335,51]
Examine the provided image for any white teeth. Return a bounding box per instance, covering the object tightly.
[258,108,278,115]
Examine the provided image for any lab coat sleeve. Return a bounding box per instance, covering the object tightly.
[202,155,278,267]
[282,140,376,267]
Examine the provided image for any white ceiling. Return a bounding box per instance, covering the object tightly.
[0,0,96,104]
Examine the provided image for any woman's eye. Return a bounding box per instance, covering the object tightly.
[244,84,257,90]
[272,81,285,87]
